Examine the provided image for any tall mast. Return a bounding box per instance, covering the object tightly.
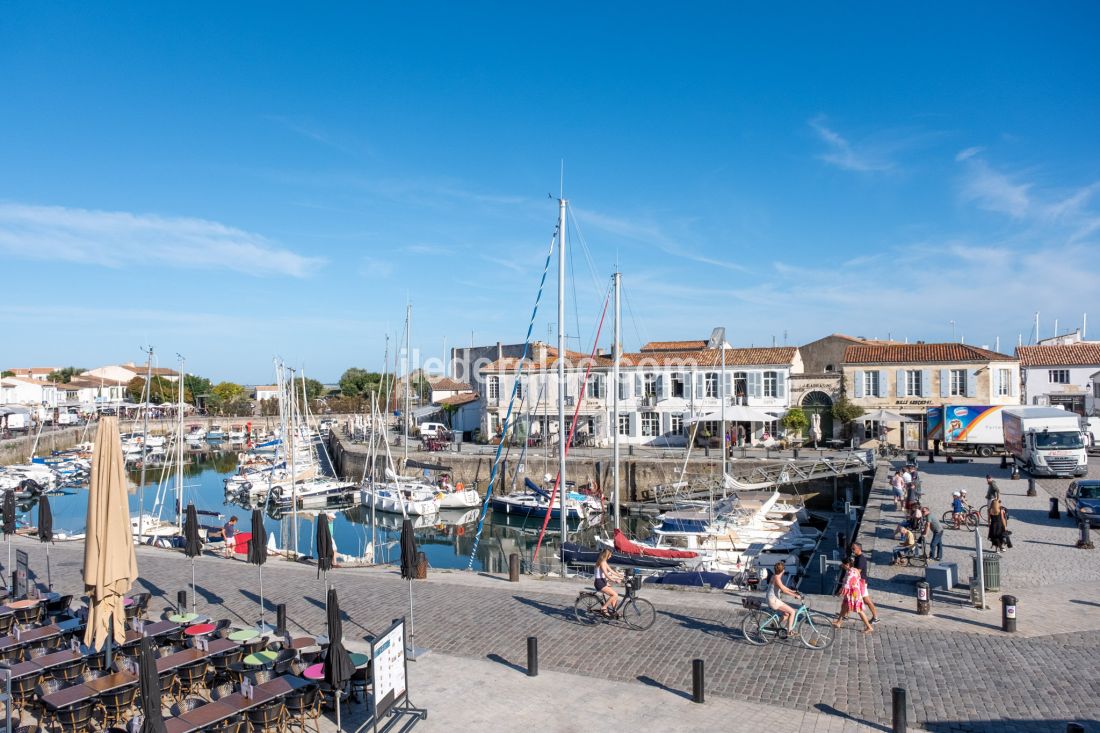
[720,330,727,481]
[137,346,153,539]
[404,302,411,464]
[176,355,186,531]
[612,271,621,530]
[289,367,298,557]
[557,197,568,559]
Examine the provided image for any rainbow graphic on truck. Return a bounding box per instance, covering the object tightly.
[926,405,1007,454]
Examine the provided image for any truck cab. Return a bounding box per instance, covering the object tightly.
[1002,407,1089,478]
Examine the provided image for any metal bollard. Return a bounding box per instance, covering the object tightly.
[927,451,934,464]
[1011,465,1019,480]
[176,590,187,613]
[526,636,538,677]
[1049,497,1060,520]
[276,604,286,636]
[916,581,930,616]
[1078,518,1094,550]
[1027,477,1037,497]
[793,447,799,459]
[891,687,907,733]
[1001,595,1017,632]
[691,658,704,704]
[508,553,520,582]
[1000,454,1007,470]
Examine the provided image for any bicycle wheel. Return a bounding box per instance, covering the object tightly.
[909,549,928,568]
[573,594,603,625]
[978,504,989,524]
[621,598,656,631]
[941,510,955,527]
[798,612,837,650]
[964,512,978,530]
[741,610,776,645]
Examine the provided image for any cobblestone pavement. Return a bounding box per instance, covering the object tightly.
[16,508,1099,733]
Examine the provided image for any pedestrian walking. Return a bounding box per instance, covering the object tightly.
[891,470,905,510]
[832,558,874,634]
[985,475,1000,504]
[988,498,1011,552]
[849,542,879,624]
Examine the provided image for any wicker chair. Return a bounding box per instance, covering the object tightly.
[81,669,106,683]
[207,681,235,702]
[272,649,298,674]
[284,684,322,733]
[173,658,210,702]
[155,643,185,659]
[95,683,139,730]
[209,646,242,684]
[212,619,232,636]
[50,657,88,685]
[246,700,286,733]
[31,678,64,730]
[241,638,266,657]
[129,592,151,619]
[168,696,205,717]
[246,668,277,687]
[13,604,43,626]
[44,594,74,621]
[0,612,15,635]
[53,699,97,733]
[208,716,246,733]
[10,670,42,714]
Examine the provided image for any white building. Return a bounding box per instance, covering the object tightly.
[0,377,60,409]
[253,385,279,402]
[83,362,180,384]
[3,367,60,382]
[1017,337,1100,416]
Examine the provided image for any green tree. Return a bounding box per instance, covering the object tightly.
[831,395,865,439]
[46,366,85,383]
[780,407,809,435]
[339,368,384,397]
[211,381,247,404]
[303,378,326,401]
[1,370,13,377]
[183,374,213,405]
[127,375,186,404]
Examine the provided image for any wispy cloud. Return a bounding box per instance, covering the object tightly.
[808,116,895,173]
[0,202,325,277]
[403,243,455,255]
[957,157,1031,218]
[265,115,370,157]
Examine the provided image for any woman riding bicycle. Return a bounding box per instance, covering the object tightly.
[766,560,801,636]
[594,548,624,614]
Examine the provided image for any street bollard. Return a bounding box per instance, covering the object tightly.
[1027,477,1037,497]
[526,636,538,677]
[891,687,907,733]
[1000,454,1007,470]
[508,553,520,582]
[1011,465,1019,480]
[176,590,187,614]
[1078,518,1095,550]
[916,581,930,616]
[1001,595,1017,633]
[276,604,286,636]
[793,447,799,459]
[1049,497,1060,520]
[692,658,705,704]
[704,445,709,458]
[927,451,934,464]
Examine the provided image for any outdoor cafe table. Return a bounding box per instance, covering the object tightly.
[41,682,94,712]
[3,660,41,680]
[303,652,370,680]
[163,675,311,733]
[85,670,138,695]
[30,648,83,673]
[155,638,237,673]
[0,623,62,651]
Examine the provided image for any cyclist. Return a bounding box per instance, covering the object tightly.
[951,491,966,529]
[594,548,624,615]
[765,560,801,637]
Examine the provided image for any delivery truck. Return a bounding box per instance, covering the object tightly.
[926,405,1007,456]
[1002,407,1089,477]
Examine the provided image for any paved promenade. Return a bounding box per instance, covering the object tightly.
[11,458,1100,732]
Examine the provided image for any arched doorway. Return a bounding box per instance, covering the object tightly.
[801,391,834,442]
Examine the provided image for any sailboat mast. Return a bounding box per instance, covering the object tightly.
[720,332,727,481]
[177,355,186,530]
[557,197,568,560]
[289,367,299,557]
[404,302,411,465]
[612,271,621,530]
[138,346,153,539]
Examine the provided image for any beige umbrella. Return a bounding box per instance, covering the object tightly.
[83,417,138,650]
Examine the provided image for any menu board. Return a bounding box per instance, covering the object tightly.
[371,619,407,718]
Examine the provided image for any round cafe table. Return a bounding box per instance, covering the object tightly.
[168,613,204,624]
[244,650,278,666]
[123,598,134,607]
[184,623,216,637]
[7,599,40,610]
[228,628,260,642]
[303,653,370,680]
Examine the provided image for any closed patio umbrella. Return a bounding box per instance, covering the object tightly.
[323,586,354,732]
[399,519,427,658]
[83,417,138,655]
[248,508,270,631]
[182,504,201,616]
[3,490,15,593]
[37,495,53,591]
[138,635,166,733]
[316,513,334,585]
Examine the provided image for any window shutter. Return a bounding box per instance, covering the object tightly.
[748,371,762,399]
[897,371,906,398]
[1009,370,1017,397]
[695,372,704,399]
[723,372,732,401]
[634,373,642,399]
[991,368,1000,397]
[940,369,950,398]
[776,371,787,399]
[878,370,888,398]
[854,371,865,398]
[966,369,978,398]
[921,369,932,397]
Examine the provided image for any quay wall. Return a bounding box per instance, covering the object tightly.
[1,427,85,465]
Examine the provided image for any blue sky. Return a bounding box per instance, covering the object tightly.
[3,3,1099,383]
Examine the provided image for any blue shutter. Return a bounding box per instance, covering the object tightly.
[940,369,950,398]
[776,372,786,399]
[1009,370,1018,398]
[878,370,888,398]
[991,368,1000,398]
[921,369,932,397]
[695,372,704,399]
[854,371,865,398]
[897,371,906,398]
[749,371,762,399]
[966,369,978,398]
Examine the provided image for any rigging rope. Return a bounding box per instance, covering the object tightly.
[531,280,612,562]
[466,232,558,570]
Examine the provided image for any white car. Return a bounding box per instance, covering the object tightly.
[418,422,450,440]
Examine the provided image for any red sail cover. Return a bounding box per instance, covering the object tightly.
[613,529,697,559]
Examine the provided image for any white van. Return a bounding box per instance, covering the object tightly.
[418,422,450,440]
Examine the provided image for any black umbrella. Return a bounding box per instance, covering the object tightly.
[399,519,425,657]
[248,508,270,631]
[3,490,15,594]
[37,494,53,591]
[138,635,166,733]
[182,504,201,616]
[323,586,354,732]
[316,513,334,582]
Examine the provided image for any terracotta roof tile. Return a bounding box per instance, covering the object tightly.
[437,392,479,407]
[621,346,797,368]
[639,340,709,352]
[844,343,1015,364]
[430,378,472,392]
[1016,343,1100,367]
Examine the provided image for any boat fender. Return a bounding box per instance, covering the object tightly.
[456,482,464,491]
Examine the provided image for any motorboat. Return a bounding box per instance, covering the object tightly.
[206,425,226,440]
[267,478,358,512]
[491,478,602,521]
[227,425,247,443]
[360,482,440,516]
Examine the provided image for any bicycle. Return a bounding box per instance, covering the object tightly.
[941,506,980,530]
[877,443,901,459]
[573,571,657,630]
[891,538,928,568]
[740,595,836,649]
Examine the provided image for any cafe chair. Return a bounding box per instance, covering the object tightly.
[155,643,185,659]
[246,699,286,733]
[284,684,322,733]
[245,668,276,686]
[26,646,50,661]
[80,669,106,683]
[53,699,97,733]
[272,649,298,674]
[95,683,139,730]
[50,657,88,685]
[173,658,210,702]
[31,678,64,730]
[129,592,151,619]
[241,637,266,657]
[13,604,43,626]
[10,670,42,714]
[168,696,205,717]
[0,612,16,635]
[208,715,246,733]
[212,619,232,636]
[207,681,235,702]
[44,594,74,621]
[209,648,242,687]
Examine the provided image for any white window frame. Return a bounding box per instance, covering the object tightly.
[643,373,658,398]
[762,371,778,398]
[865,371,880,398]
[670,413,684,435]
[733,372,747,400]
[586,374,604,400]
[906,370,922,396]
[640,411,659,437]
[670,373,685,398]
[487,376,500,402]
[997,369,1012,396]
[949,369,966,397]
[617,414,630,436]
[704,373,719,398]
[1049,369,1070,384]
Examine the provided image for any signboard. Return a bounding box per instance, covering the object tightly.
[371,618,408,719]
[14,550,28,598]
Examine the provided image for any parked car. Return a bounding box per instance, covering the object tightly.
[1065,480,1100,527]
[417,422,450,440]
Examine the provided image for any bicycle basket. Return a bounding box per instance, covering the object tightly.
[741,596,763,610]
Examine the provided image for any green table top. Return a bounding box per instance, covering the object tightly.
[350,652,370,668]
[243,650,278,666]
[228,628,260,642]
[168,613,201,624]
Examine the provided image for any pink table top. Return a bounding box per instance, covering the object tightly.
[303,662,324,680]
[184,623,216,636]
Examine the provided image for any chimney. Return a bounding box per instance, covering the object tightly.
[496,342,503,361]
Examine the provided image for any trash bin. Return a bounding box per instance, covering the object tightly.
[972,553,1001,592]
